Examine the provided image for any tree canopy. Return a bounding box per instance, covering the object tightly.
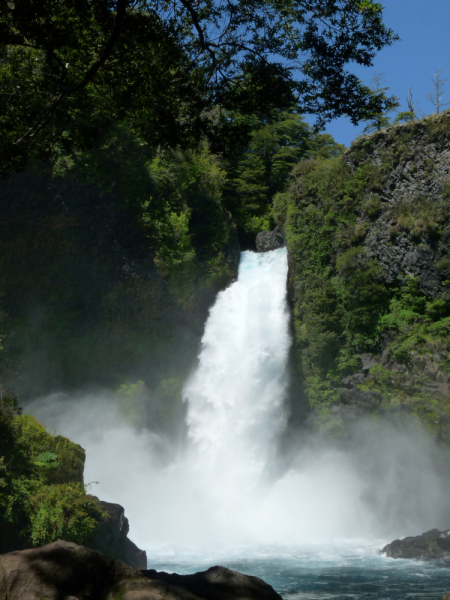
[0,0,399,175]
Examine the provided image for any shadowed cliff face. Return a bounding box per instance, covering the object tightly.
[276,110,450,437]
[0,167,239,403]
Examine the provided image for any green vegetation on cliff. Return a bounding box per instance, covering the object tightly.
[0,389,104,552]
[277,110,450,437]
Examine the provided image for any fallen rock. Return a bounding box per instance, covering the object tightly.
[382,528,450,561]
[0,540,283,600]
[256,226,285,252]
[360,353,379,371]
[89,500,147,569]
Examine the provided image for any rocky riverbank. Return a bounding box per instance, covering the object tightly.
[0,540,282,600]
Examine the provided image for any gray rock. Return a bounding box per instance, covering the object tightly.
[382,528,450,562]
[421,381,450,398]
[360,354,379,371]
[88,500,147,569]
[380,348,390,365]
[423,360,439,380]
[256,226,285,252]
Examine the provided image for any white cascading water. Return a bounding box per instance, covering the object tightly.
[184,248,290,503]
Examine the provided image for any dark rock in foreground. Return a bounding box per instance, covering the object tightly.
[382,528,450,561]
[256,226,285,252]
[89,500,147,569]
[143,566,282,600]
[0,540,282,600]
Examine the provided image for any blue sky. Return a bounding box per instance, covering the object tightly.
[319,0,450,148]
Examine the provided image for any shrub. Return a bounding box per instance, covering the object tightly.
[336,246,365,274]
[362,194,382,219]
[394,196,445,240]
[436,256,450,278]
[26,483,106,546]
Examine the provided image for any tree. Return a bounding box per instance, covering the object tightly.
[0,0,398,176]
[427,69,450,115]
[361,72,399,134]
[394,84,420,124]
[224,108,345,242]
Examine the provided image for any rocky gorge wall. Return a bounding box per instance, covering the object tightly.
[276,110,450,438]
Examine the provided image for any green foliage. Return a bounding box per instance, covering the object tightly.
[336,246,365,274]
[436,256,450,278]
[283,156,389,388]
[56,126,236,307]
[279,123,450,433]
[26,483,105,547]
[279,151,420,416]
[394,111,417,124]
[0,394,102,552]
[362,194,382,219]
[443,182,450,200]
[362,114,392,134]
[222,109,345,243]
[393,196,445,240]
[0,0,398,176]
[34,452,59,470]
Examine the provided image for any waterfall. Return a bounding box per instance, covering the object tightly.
[184,248,290,496]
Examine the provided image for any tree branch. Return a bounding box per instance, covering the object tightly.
[61,0,129,93]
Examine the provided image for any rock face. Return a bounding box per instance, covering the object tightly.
[382,528,450,561]
[345,115,450,299]
[256,226,285,252]
[88,500,147,570]
[0,540,282,600]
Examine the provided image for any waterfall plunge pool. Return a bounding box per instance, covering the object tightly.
[146,541,450,599]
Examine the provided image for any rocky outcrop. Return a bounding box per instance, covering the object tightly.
[330,339,450,426]
[346,112,450,299]
[382,528,450,561]
[337,372,382,414]
[88,500,147,570]
[0,540,282,600]
[256,226,285,252]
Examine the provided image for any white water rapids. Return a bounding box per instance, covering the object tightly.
[27,248,450,556]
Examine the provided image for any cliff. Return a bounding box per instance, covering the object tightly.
[276,110,450,437]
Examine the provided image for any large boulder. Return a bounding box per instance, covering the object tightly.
[0,540,283,600]
[88,500,147,569]
[256,226,285,252]
[142,566,283,600]
[382,528,450,561]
